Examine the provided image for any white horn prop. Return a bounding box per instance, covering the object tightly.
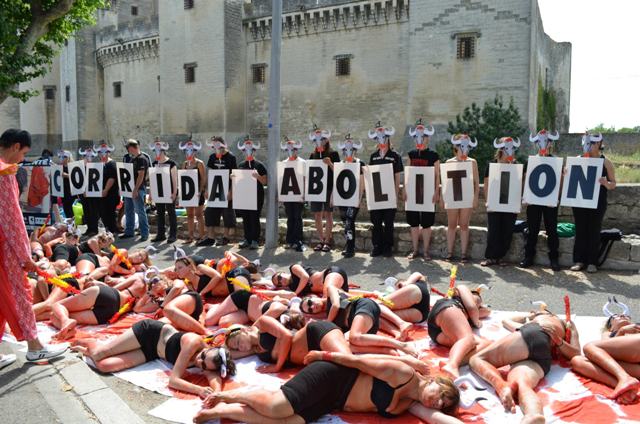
[531,300,548,311]
[237,141,245,151]
[308,132,316,141]
[425,125,435,136]
[253,141,261,149]
[603,298,614,317]
[469,137,478,147]
[613,296,630,316]
[385,127,395,136]
[368,130,378,139]
[145,245,158,258]
[143,266,161,283]
[280,143,287,150]
[179,141,187,150]
[173,245,187,261]
[409,128,416,137]
[162,142,170,150]
[493,138,504,148]
[322,130,331,139]
[513,137,521,147]
[294,140,302,149]
[337,141,346,150]
[353,140,363,150]
[194,142,202,150]
[529,132,539,142]
[590,133,603,142]
[548,131,560,141]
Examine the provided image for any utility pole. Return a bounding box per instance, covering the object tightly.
[265,0,282,249]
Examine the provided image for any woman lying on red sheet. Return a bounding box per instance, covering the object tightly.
[570,298,640,404]
[30,260,85,321]
[469,305,580,424]
[271,264,350,297]
[163,249,256,280]
[194,352,460,424]
[383,272,432,323]
[50,231,81,271]
[77,232,114,256]
[301,285,417,356]
[72,319,236,398]
[133,270,208,335]
[426,284,492,378]
[49,277,147,340]
[172,256,229,298]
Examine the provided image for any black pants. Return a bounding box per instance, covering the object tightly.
[99,196,120,234]
[340,206,359,251]
[485,212,517,260]
[240,203,263,243]
[60,196,75,220]
[81,196,100,232]
[524,205,559,260]
[572,203,607,265]
[284,202,304,244]
[370,208,396,252]
[156,203,177,238]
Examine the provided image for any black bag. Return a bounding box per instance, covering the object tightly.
[597,229,623,266]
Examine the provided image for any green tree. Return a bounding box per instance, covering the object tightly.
[536,77,557,132]
[438,95,527,177]
[0,0,106,105]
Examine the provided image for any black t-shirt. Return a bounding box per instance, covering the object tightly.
[238,160,267,205]
[153,159,177,192]
[207,151,237,171]
[408,149,439,167]
[368,149,404,174]
[103,159,119,199]
[309,150,340,202]
[132,154,150,186]
[62,165,72,199]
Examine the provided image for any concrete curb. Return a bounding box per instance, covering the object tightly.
[5,342,145,424]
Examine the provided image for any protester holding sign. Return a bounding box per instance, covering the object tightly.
[52,150,75,220]
[78,147,100,236]
[149,139,178,244]
[308,126,340,252]
[198,137,236,247]
[405,120,440,260]
[236,138,267,250]
[520,130,561,271]
[570,133,616,273]
[481,137,521,266]
[443,135,479,262]
[280,138,306,252]
[367,122,403,257]
[95,143,120,235]
[179,139,206,243]
[121,139,150,241]
[336,135,364,258]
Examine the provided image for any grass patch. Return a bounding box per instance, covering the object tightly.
[614,165,640,183]
[607,151,640,166]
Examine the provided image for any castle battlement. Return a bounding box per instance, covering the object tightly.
[96,15,159,50]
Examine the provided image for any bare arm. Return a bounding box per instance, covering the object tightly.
[254,316,293,373]
[602,158,616,190]
[326,285,342,323]
[290,264,310,296]
[409,403,463,424]
[457,285,480,327]
[168,335,211,398]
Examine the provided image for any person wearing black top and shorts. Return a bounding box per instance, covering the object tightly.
[121,139,150,241]
[198,136,237,247]
[367,123,404,257]
[236,142,267,250]
[150,140,178,243]
[94,143,120,234]
[405,121,440,260]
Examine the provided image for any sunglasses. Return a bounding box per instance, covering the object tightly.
[302,298,314,313]
[199,350,212,371]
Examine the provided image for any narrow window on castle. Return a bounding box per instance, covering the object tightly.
[113,82,122,98]
[157,75,160,92]
[184,0,194,10]
[456,35,475,59]
[334,54,352,76]
[184,63,197,84]
[131,5,138,16]
[545,67,550,88]
[44,86,56,100]
[65,85,70,102]
[252,64,266,84]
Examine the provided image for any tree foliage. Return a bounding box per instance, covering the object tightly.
[536,77,556,132]
[438,95,527,177]
[589,123,640,134]
[0,0,106,105]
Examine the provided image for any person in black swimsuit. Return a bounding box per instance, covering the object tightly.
[469,308,580,422]
[204,285,289,327]
[72,319,237,398]
[51,232,81,269]
[383,272,432,323]
[272,264,349,297]
[194,352,459,424]
[301,286,417,356]
[78,232,114,255]
[174,256,225,297]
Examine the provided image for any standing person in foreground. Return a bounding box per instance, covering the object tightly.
[120,139,150,242]
[179,138,207,243]
[95,142,120,235]
[405,120,440,260]
[280,138,306,252]
[367,121,403,257]
[519,130,561,271]
[150,138,178,244]
[0,128,68,369]
[236,137,267,250]
[570,132,616,273]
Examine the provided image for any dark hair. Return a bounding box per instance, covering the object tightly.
[210,347,237,376]
[0,129,32,149]
[212,136,225,144]
[434,376,460,415]
[282,310,306,330]
[41,149,53,157]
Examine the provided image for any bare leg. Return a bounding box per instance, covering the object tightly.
[204,295,240,326]
[410,227,420,253]
[324,211,333,242]
[437,308,476,378]
[422,227,432,257]
[583,338,640,401]
[208,388,295,418]
[348,315,416,356]
[459,208,473,257]
[195,402,303,424]
[196,206,205,239]
[446,210,459,256]
[378,303,412,341]
[507,362,545,423]
[163,296,207,334]
[187,208,195,239]
[313,212,323,244]
[385,285,422,310]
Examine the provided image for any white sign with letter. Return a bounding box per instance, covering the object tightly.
[560,156,604,209]
[68,160,86,196]
[522,156,563,207]
[116,162,134,198]
[85,162,104,198]
[232,169,257,211]
[178,169,199,207]
[487,163,523,213]
[440,161,474,209]
[364,163,396,211]
[333,162,361,208]
[404,166,435,212]
[207,169,230,208]
[277,161,305,202]
[149,166,173,204]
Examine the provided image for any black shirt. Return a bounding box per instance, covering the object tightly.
[408,149,439,167]
[207,151,237,171]
[103,160,119,199]
[309,150,340,202]
[132,154,150,186]
[238,160,267,206]
[152,159,177,192]
[368,149,404,174]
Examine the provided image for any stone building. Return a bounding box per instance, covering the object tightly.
[0,0,571,159]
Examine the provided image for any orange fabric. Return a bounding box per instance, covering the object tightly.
[27,165,49,207]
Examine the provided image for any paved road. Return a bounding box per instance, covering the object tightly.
[1,237,638,423]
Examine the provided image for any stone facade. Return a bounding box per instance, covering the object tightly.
[1,0,570,162]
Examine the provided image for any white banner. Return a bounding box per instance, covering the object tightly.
[440,161,474,209]
[333,162,361,208]
[50,164,64,197]
[560,156,604,209]
[116,162,134,198]
[364,163,397,211]
[522,156,563,207]
[232,169,257,211]
[277,160,305,202]
[207,169,230,208]
[304,159,328,203]
[404,166,435,212]
[85,162,104,198]
[178,169,199,207]
[149,166,172,204]
[68,160,86,196]
[486,163,523,213]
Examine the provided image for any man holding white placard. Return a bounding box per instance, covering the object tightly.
[150,139,178,244]
[236,138,267,250]
[279,138,306,252]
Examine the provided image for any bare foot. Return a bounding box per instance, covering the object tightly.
[398,323,413,342]
[610,376,640,401]
[498,386,516,413]
[53,319,77,340]
[70,339,98,356]
[401,341,418,357]
[616,388,638,405]
[202,392,227,409]
[441,363,460,379]
[521,413,545,424]
[193,405,223,423]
